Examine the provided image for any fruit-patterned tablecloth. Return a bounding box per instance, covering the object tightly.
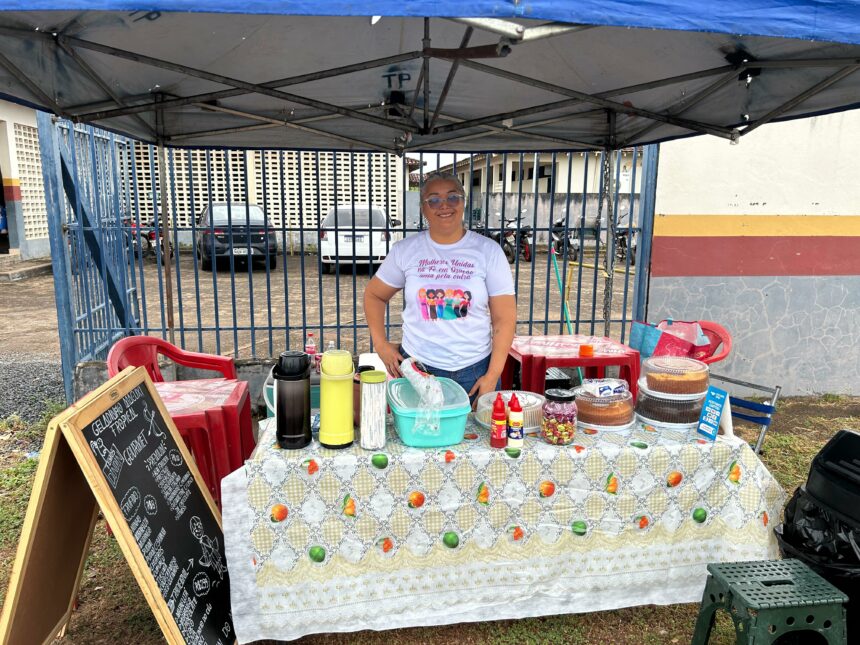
[222,418,784,643]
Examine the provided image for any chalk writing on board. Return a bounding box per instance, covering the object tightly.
[121,486,141,520]
[144,437,193,520]
[143,403,166,439]
[191,516,227,580]
[90,437,124,487]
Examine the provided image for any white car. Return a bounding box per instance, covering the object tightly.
[318,205,400,273]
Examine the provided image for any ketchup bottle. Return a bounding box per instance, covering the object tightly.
[490,393,508,449]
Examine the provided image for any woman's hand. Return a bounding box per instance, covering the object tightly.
[376,341,404,378]
[468,373,499,408]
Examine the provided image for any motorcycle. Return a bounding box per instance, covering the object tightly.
[497,211,532,264]
[550,217,636,266]
[614,228,637,266]
[470,210,532,264]
[123,216,175,263]
[550,217,587,261]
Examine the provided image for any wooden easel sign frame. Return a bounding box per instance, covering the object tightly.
[0,367,235,645]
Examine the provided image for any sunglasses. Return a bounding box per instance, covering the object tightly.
[423,194,465,209]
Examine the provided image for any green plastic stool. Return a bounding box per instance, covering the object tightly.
[691,559,848,645]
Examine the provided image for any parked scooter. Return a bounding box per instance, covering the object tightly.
[496,211,532,263]
[469,210,532,264]
[126,216,175,263]
[614,228,636,266]
[551,216,635,265]
[550,216,586,261]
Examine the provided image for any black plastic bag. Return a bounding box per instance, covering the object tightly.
[779,487,860,570]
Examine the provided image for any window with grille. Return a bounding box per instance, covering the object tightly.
[13,123,48,240]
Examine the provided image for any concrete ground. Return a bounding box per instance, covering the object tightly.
[0,249,636,360]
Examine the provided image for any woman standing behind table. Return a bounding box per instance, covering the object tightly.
[363,171,517,402]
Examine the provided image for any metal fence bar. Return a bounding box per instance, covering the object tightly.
[168,148,187,349]
[68,125,99,355]
[618,146,639,343]
[241,155,256,357]
[146,145,167,337]
[37,112,77,402]
[223,154,240,355]
[313,151,323,348]
[528,153,539,334]
[633,144,658,322]
[187,149,203,352]
[205,150,222,354]
[260,150,273,357]
[350,154,358,352]
[286,150,296,349]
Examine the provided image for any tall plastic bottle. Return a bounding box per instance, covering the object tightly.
[491,393,507,449]
[305,332,319,373]
[507,393,524,448]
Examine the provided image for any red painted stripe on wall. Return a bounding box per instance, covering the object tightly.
[651,236,860,276]
[2,184,21,202]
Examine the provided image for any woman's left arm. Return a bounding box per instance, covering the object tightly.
[469,294,517,403]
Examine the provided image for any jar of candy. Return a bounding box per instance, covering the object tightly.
[541,389,577,445]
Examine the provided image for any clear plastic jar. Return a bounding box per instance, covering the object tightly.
[541,389,577,445]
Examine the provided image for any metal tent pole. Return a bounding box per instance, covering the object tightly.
[156,104,175,345]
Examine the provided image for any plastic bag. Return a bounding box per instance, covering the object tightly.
[779,487,860,567]
[629,321,693,359]
[657,320,712,360]
[400,357,443,436]
[629,320,711,360]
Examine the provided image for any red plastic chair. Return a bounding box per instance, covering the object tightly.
[107,336,252,506]
[107,335,237,382]
[697,321,732,365]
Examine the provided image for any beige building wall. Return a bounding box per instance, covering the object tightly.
[450,150,643,197]
[656,110,860,216]
[0,101,47,248]
[131,146,404,229]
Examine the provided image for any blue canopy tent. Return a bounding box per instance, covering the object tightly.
[0,2,858,151]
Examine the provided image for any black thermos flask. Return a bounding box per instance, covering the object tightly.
[273,350,312,449]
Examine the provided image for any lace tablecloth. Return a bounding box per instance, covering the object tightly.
[222,418,784,643]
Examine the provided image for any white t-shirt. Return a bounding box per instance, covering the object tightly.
[375,230,515,370]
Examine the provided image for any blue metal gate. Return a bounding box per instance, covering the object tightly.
[38,113,656,402]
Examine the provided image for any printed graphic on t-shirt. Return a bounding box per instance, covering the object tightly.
[418,287,472,321]
[414,257,478,322]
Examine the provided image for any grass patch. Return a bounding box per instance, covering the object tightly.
[820,393,845,404]
[0,456,38,548]
[758,431,820,491]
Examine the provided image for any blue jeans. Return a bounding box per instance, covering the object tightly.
[399,346,499,402]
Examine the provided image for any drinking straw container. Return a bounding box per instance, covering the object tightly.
[359,370,387,450]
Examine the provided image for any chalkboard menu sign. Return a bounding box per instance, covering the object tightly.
[0,367,235,645]
[80,378,234,643]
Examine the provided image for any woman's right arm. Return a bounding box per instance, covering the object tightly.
[364,276,404,377]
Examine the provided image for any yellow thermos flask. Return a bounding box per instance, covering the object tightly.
[319,349,355,448]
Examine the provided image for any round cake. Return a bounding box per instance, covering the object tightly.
[635,390,705,424]
[573,389,634,426]
[642,356,709,394]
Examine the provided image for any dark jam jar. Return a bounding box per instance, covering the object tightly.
[541,389,577,445]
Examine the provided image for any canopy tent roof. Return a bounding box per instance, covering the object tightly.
[0,2,859,152]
